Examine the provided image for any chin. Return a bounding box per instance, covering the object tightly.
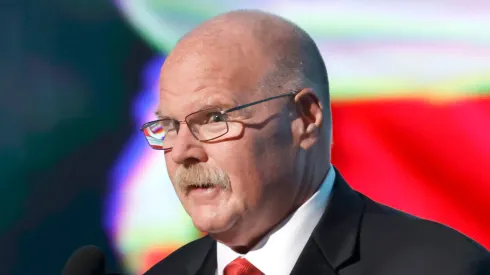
[189,208,237,234]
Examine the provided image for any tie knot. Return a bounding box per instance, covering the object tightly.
[223,257,263,275]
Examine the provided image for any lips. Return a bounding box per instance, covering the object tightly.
[186,184,222,201]
[185,183,216,193]
[188,183,215,189]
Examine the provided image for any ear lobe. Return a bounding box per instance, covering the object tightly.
[305,124,316,134]
[300,124,319,148]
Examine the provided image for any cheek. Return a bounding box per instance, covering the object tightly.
[253,121,296,182]
[208,143,256,176]
[211,119,294,179]
[207,141,263,192]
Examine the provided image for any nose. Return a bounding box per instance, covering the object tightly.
[170,123,208,165]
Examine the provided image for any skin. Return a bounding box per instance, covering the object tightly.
[157,10,332,252]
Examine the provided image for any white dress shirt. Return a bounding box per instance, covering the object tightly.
[216,165,336,275]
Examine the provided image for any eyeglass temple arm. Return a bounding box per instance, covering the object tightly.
[223,90,299,114]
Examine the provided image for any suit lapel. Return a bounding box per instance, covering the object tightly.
[181,235,216,275]
[291,168,364,274]
[195,240,217,275]
[290,239,338,275]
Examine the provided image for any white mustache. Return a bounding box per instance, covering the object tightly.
[173,163,231,192]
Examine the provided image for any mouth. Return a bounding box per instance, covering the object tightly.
[185,183,222,200]
[188,183,215,189]
[186,183,216,192]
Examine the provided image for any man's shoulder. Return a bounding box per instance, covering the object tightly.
[359,195,490,272]
[143,235,215,275]
[361,195,483,248]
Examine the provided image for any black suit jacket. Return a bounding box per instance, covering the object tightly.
[144,169,490,275]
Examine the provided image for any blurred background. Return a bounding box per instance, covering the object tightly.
[1,0,489,274]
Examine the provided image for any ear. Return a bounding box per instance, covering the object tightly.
[293,88,323,150]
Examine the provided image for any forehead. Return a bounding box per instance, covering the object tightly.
[159,90,238,117]
[157,48,269,118]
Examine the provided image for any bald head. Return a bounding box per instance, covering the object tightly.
[165,9,329,100]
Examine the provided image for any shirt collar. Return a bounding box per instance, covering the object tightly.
[217,165,336,275]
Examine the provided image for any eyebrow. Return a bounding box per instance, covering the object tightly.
[153,97,241,120]
[202,96,242,110]
[199,102,235,111]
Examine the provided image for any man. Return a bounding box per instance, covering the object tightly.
[141,9,490,275]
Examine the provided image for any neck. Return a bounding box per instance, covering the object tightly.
[297,145,331,206]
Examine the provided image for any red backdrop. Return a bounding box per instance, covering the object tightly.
[331,96,490,249]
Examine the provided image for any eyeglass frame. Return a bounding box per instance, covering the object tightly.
[140,89,300,151]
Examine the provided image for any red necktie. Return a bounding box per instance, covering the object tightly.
[223,257,263,275]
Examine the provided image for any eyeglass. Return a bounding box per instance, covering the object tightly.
[140,90,299,151]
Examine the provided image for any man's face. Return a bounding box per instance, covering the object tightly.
[157,47,301,241]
